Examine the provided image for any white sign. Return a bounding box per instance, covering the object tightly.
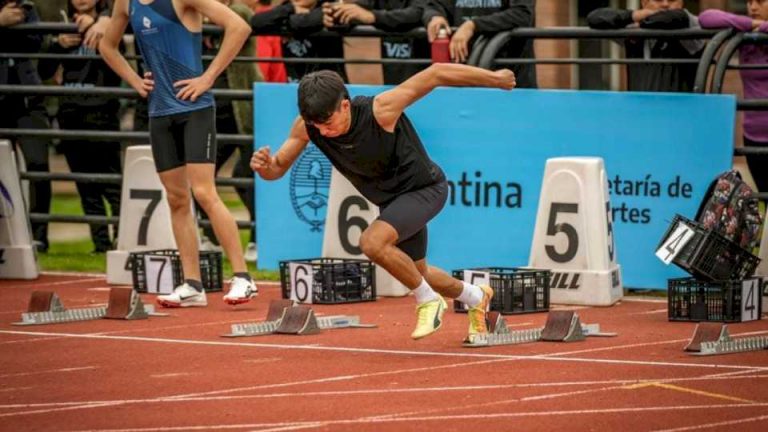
[0,141,38,279]
[144,255,174,294]
[528,157,623,306]
[322,168,408,297]
[656,221,696,265]
[289,262,314,304]
[741,279,760,322]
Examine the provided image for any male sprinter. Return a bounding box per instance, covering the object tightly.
[100,0,257,307]
[251,64,516,341]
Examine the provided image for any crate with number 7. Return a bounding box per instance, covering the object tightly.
[656,215,760,281]
[279,258,376,304]
[130,249,223,294]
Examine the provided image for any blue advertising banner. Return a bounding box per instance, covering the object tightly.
[254,83,735,289]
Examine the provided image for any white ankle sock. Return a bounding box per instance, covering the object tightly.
[456,282,483,307]
[413,278,439,304]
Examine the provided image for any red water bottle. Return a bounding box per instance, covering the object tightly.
[431,28,450,63]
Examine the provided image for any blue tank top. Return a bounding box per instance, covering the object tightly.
[130,0,213,117]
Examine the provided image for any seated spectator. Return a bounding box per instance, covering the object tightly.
[39,0,122,253]
[322,0,429,84]
[422,0,536,88]
[700,1,768,196]
[586,0,705,92]
[251,0,347,82]
[0,0,52,252]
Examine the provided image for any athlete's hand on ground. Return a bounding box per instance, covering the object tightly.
[494,69,516,90]
[450,20,475,63]
[174,75,214,102]
[137,71,154,98]
[427,16,451,42]
[250,146,273,173]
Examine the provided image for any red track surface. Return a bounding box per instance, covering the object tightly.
[1,273,768,432]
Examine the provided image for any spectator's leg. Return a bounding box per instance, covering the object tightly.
[57,110,111,252]
[16,104,51,252]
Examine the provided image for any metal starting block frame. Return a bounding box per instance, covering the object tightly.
[13,288,166,326]
[685,322,768,356]
[463,310,616,348]
[222,299,376,338]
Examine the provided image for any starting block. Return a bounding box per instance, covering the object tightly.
[685,323,768,356]
[222,299,376,337]
[12,288,166,326]
[463,310,616,348]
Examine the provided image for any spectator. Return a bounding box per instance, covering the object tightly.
[422,0,536,88]
[249,0,289,82]
[199,0,262,262]
[39,0,122,253]
[251,0,348,82]
[587,0,705,92]
[700,1,768,196]
[0,0,52,252]
[322,0,429,84]
[36,0,112,50]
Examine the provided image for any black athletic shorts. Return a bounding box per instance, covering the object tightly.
[378,180,448,261]
[149,106,217,172]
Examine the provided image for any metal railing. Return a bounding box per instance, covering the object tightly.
[2,23,767,231]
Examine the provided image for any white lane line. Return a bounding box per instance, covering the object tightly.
[2,330,767,373]
[0,366,96,379]
[42,271,106,278]
[33,277,105,286]
[67,403,768,432]
[0,358,512,417]
[0,386,34,393]
[543,328,768,358]
[150,373,196,379]
[621,297,667,303]
[652,414,768,432]
[4,374,767,410]
[629,309,668,315]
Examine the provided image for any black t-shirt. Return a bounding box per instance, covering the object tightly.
[306,96,445,205]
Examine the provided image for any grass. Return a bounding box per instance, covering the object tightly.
[42,193,279,281]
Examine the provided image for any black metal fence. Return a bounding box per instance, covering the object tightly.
[1,23,767,234]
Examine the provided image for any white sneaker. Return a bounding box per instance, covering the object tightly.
[244,242,258,263]
[223,276,257,305]
[157,283,208,308]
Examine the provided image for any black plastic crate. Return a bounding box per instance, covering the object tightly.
[451,267,550,315]
[668,277,763,322]
[658,215,760,281]
[279,258,376,304]
[130,249,223,293]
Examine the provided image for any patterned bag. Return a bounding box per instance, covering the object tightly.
[695,170,763,251]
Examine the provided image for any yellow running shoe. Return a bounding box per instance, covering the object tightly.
[467,285,494,336]
[411,295,447,340]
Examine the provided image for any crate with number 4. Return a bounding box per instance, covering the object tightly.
[130,249,223,294]
[279,258,376,304]
[668,277,763,322]
[451,268,550,314]
[656,215,760,281]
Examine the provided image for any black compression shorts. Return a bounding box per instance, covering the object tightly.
[149,106,217,172]
[378,180,448,261]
